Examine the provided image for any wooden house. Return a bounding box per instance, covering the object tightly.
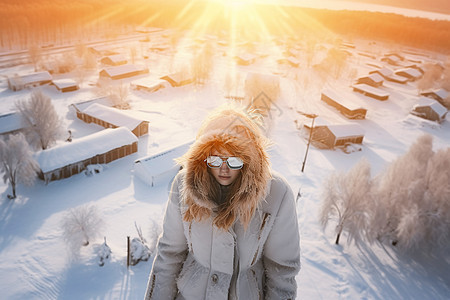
[51,79,79,92]
[7,71,52,91]
[352,83,389,101]
[277,56,300,67]
[356,73,384,87]
[234,53,258,65]
[76,103,149,137]
[99,64,149,80]
[100,54,127,66]
[420,88,449,108]
[321,89,367,119]
[131,77,170,93]
[35,127,138,183]
[369,67,408,84]
[395,67,423,82]
[160,72,193,87]
[312,124,365,149]
[411,97,447,123]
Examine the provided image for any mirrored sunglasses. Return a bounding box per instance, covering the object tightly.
[205,156,244,170]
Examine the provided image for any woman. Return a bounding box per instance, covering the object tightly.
[145,105,301,299]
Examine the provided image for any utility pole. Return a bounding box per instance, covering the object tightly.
[300,113,318,173]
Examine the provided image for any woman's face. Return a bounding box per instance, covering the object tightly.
[209,149,241,186]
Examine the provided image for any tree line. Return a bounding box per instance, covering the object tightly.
[1,0,449,53]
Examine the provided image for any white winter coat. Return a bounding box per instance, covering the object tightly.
[144,170,301,300]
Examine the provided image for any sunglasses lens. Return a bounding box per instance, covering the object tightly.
[207,156,223,168]
[227,157,244,169]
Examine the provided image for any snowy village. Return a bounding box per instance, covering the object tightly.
[0,0,449,299]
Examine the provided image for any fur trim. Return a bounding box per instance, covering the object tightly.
[178,105,272,230]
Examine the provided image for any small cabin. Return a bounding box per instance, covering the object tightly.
[99,64,149,80]
[369,67,408,84]
[312,124,365,149]
[395,68,423,82]
[321,89,367,119]
[420,88,449,108]
[352,83,389,101]
[160,72,193,87]
[131,77,170,93]
[356,73,384,87]
[35,127,138,183]
[100,54,127,66]
[52,79,79,92]
[411,97,447,123]
[8,71,52,91]
[76,103,149,137]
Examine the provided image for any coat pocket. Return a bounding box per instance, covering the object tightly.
[176,254,209,298]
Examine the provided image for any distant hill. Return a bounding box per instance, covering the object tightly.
[350,0,450,15]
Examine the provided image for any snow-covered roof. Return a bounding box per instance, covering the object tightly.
[395,67,422,78]
[415,97,447,117]
[432,88,449,100]
[101,54,127,64]
[36,127,138,173]
[372,67,393,77]
[131,77,169,91]
[353,83,390,98]
[69,97,115,112]
[100,64,146,77]
[52,79,78,90]
[82,103,147,130]
[327,124,365,138]
[235,53,258,62]
[322,88,366,110]
[366,73,384,83]
[134,141,193,186]
[0,112,24,134]
[9,71,52,86]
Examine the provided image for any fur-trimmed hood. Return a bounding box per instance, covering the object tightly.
[178,105,272,230]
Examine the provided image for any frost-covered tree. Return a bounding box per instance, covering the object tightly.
[61,205,103,254]
[393,146,450,252]
[0,133,39,199]
[370,134,433,247]
[320,158,372,245]
[28,44,42,72]
[109,82,130,109]
[16,90,63,150]
[191,42,214,86]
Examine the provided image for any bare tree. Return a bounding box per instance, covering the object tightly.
[109,82,130,109]
[416,63,443,92]
[16,90,63,150]
[0,133,39,199]
[28,44,42,72]
[61,205,104,254]
[320,158,372,245]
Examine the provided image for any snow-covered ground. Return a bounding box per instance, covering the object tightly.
[0,31,449,300]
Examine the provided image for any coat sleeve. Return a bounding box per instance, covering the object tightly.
[144,174,188,300]
[263,178,301,300]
